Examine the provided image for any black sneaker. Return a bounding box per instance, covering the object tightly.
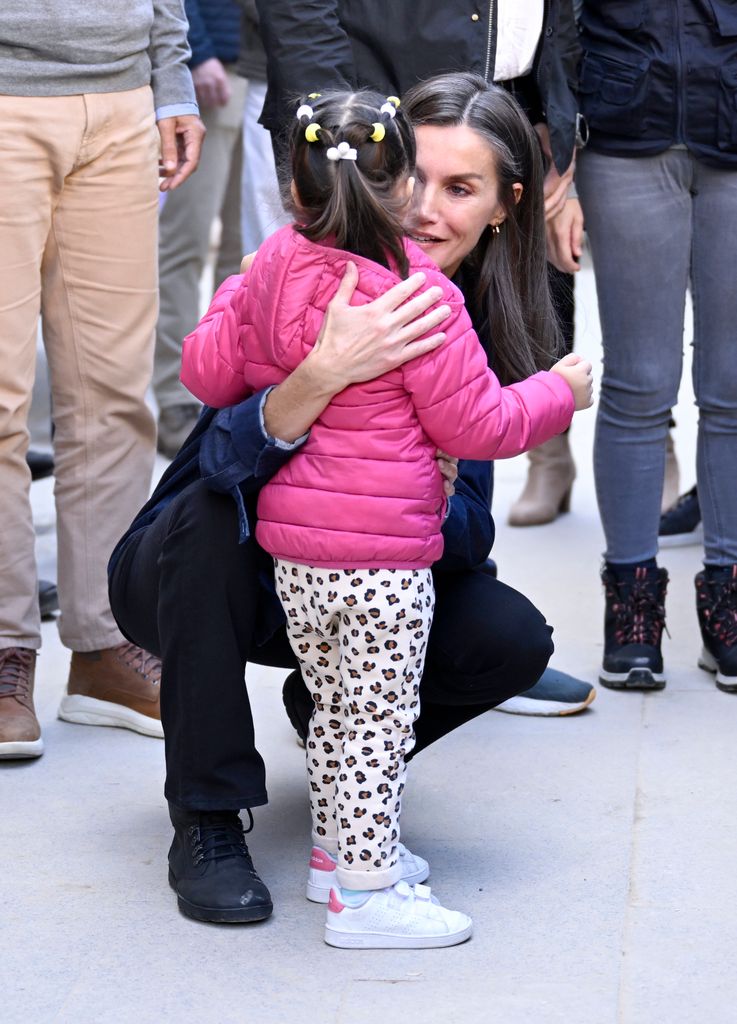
[168,805,273,923]
[695,565,737,693]
[659,486,702,548]
[600,564,668,690]
[39,579,59,620]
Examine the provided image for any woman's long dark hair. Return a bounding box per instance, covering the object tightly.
[404,73,562,383]
[288,90,416,277]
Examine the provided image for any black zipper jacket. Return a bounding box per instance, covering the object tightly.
[256,0,580,173]
[579,0,737,167]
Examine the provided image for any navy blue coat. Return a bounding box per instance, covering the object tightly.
[579,0,737,166]
[185,0,241,67]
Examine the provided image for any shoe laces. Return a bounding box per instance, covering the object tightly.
[607,568,667,646]
[0,648,35,700]
[115,642,161,685]
[697,567,737,647]
[187,809,255,867]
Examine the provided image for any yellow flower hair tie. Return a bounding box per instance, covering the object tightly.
[305,122,321,143]
[370,122,386,142]
[386,95,401,108]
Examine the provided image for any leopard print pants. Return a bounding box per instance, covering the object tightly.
[275,559,435,890]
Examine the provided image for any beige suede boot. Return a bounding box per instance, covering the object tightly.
[508,433,576,527]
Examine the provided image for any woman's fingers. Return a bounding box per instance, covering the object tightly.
[330,260,360,306]
[240,250,257,274]
[395,304,451,347]
[376,271,429,312]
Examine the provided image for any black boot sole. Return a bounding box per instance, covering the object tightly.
[168,869,273,924]
[698,648,737,693]
[599,668,666,691]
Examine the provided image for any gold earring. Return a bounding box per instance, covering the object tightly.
[492,223,501,235]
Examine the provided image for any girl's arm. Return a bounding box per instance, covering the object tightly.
[180,273,253,408]
[402,284,576,461]
[182,261,451,424]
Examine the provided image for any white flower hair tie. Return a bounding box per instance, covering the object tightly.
[379,102,397,118]
[326,141,358,161]
[296,104,314,120]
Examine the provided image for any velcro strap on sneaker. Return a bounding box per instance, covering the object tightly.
[414,883,432,900]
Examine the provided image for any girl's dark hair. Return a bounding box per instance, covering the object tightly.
[404,73,562,383]
[288,90,416,277]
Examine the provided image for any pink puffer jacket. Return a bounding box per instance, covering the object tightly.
[181,226,574,568]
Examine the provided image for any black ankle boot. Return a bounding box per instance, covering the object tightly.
[600,564,668,690]
[696,565,737,693]
[281,669,311,744]
[168,805,273,923]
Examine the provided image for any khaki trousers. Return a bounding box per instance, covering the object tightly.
[0,88,159,652]
[153,70,247,411]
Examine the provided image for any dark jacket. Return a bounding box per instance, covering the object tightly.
[255,0,580,173]
[579,0,737,166]
[185,0,241,69]
[234,0,266,81]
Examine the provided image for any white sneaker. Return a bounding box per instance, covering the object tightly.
[306,843,429,903]
[324,881,473,949]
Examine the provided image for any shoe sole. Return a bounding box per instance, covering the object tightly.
[493,688,596,717]
[168,870,273,924]
[307,863,430,903]
[58,694,164,738]
[0,737,44,759]
[698,647,737,693]
[599,668,666,691]
[324,921,473,949]
[658,524,703,548]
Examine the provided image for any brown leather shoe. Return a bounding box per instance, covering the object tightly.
[0,647,43,759]
[58,642,163,738]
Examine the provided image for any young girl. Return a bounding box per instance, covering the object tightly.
[181,89,592,948]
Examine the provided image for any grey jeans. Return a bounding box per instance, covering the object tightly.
[577,148,737,567]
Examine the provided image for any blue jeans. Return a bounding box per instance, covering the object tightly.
[577,148,737,567]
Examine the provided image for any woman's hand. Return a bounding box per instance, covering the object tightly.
[550,353,594,411]
[240,251,257,273]
[546,199,584,274]
[534,124,576,222]
[436,450,458,498]
[305,261,451,394]
[263,263,451,441]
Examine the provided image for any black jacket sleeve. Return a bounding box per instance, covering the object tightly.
[255,0,354,146]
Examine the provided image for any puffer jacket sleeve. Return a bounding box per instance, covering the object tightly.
[180,273,254,408]
[402,283,575,460]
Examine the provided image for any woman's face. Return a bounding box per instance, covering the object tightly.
[406,123,506,278]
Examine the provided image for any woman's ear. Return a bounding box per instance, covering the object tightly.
[512,182,523,205]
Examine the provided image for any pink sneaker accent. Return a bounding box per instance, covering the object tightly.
[309,847,336,872]
[327,888,345,913]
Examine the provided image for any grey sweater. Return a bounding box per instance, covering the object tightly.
[0,0,195,108]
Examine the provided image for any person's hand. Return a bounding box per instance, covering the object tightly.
[240,251,257,274]
[550,353,594,411]
[192,58,232,109]
[546,198,584,274]
[534,123,575,222]
[158,114,207,192]
[436,450,458,498]
[305,262,452,393]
